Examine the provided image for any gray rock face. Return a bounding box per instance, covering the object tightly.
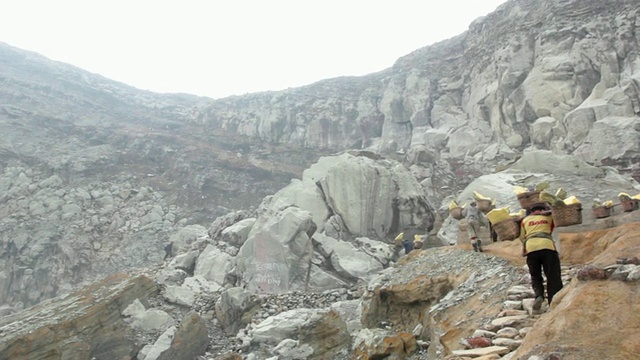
[0,275,158,360]
[0,165,179,307]
[320,155,434,238]
[191,0,640,183]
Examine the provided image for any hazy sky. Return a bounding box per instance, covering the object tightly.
[1,0,506,99]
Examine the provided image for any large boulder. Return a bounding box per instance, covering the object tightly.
[236,206,316,293]
[193,245,235,286]
[251,308,350,360]
[269,179,331,230]
[157,311,209,360]
[507,150,604,177]
[312,233,386,283]
[574,116,640,164]
[220,218,256,247]
[318,153,434,239]
[215,287,254,335]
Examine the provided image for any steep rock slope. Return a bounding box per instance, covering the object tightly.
[196,0,640,181]
[0,43,319,307]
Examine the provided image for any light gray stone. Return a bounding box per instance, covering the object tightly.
[168,251,199,273]
[123,299,146,318]
[139,326,176,360]
[194,245,235,286]
[492,337,523,351]
[163,285,195,307]
[220,218,256,247]
[330,300,363,333]
[451,346,510,357]
[496,327,520,339]
[251,308,319,345]
[132,309,174,331]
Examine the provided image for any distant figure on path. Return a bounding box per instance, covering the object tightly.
[394,226,421,254]
[463,201,485,252]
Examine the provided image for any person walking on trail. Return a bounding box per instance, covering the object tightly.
[463,201,485,252]
[394,226,421,254]
[519,203,563,311]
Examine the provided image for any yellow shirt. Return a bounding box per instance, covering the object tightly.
[519,213,556,254]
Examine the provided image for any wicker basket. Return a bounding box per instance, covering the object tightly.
[517,191,541,210]
[458,219,468,232]
[552,203,583,227]
[493,218,521,241]
[450,207,464,220]
[621,200,639,212]
[477,199,494,214]
[592,206,612,219]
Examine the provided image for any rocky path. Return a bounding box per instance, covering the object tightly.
[446,264,577,360]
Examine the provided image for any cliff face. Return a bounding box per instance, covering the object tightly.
[0,43,320,308]
[196,0,640,178]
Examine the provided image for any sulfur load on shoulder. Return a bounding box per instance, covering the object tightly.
[513,186,529,195]
[487,207,511,225]
[555,188,567,200]
[592,199,614,208]
[449,200,466,220]
[563,196,581,205]
[534,181,549,191]
[619,192,632,202]
[539,191,564,207]
[473,191,490,200]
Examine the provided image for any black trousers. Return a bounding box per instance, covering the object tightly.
[526,249,563,304]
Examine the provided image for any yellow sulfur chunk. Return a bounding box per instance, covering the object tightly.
[563,196,581,205]
[539,191,563,206]
[619,192,632,202]
[487,207,511,225]
[534,181,549,191]
[513,186,529,195]
[473,191,490,200]
[555,188,567,200]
